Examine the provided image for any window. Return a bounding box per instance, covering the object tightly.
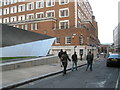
[31,23,35,30]
[36,0,44,9]
[25,24,28,30]
[18,15,25,21]
[26,13,34,20]
[59,20,69,29]
[18,4,25,12]
[10,16,17,22]
[59,0,69,5]
[4,8,9,15]
[11,6,17,13]
[46,0,55,7]
[11,0,17,4]
[27,2,34,11]
[80,35,83,45]
[0,0,2,7]
[46,10,55,17]
[3,17,9,23]
[0,9,2,16]
[21,24,24,29]
[4,0,9,5]
[18,0,25,2]
[55,37,60,44]
[35,23,39,30]
[65,36,71,44]
[59,8,69,17]
[36,12,44,18]
[0,18,2,23]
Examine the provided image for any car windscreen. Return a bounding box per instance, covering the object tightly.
[108,55,120,58]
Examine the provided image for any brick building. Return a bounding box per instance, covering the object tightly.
[0,0,100,58]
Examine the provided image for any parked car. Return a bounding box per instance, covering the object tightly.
[106,54,120,67]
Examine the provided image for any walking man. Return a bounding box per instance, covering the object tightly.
[86,51,94,71]
[72,52,78,71]
[58,49,63,67]
[61,51,71,75]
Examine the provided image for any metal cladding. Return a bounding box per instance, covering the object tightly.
[0,24,53,47]
[0,24,55,57]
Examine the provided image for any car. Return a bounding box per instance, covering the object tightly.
[106,54,120,67]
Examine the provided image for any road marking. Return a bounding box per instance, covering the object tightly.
[115,69,120,90]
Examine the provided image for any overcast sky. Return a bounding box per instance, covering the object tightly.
[89,0,119,44]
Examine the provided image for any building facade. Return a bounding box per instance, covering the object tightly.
[0,0,99,58]
[113,23,120,53]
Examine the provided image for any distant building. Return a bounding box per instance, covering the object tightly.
[0,0,100,58]
[113,23,120,53]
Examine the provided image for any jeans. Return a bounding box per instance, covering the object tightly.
[72,61,77,71]
[86,62,92,71]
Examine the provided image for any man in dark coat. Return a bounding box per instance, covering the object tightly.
[72,52,78,71]
[61,51,71,75]
[86,51,94,71]
[58,49,63,67]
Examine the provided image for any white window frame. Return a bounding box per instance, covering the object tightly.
[21,24,24,29]
[59,0,69,5]
[18,4,25,12]
[0,9,2,16]
[3,17,9,23]
[26,13,34,20]
[11,6,17,14]
[55,37,60,44]
[11,0,17,4]
[0,0,2,7]
[10,16,17,22]
[18,0,25,2]
[59,20,69,29]
[4,0,9,5]
[65,36,71,44]
[36,12,44,18]
[18,15,25,21]
[46,10,55,17]
[35,23,39,30]
[31,23,35,30]
[59,8,69,18]
[4,8,9,15]
[25,24,28,30]
[36,0,44,9]
[27,2,34,11]
[0,18,2,23]
[46,0,55,7]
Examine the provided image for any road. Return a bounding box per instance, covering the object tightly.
[17,56,120,88]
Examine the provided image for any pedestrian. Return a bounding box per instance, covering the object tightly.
[61,51,71,75]
[58,49,63,67]
[72,52,78,71]
[86,51,94,71]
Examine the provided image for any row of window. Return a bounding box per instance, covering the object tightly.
[13,23,39,30]
[11,20,69,30]
[1,0,69,7]
[2,8,69,22]
[56,35,84,44]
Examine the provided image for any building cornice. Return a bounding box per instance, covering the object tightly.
[6,17,57,25]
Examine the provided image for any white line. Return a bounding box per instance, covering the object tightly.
[115,68,120,90]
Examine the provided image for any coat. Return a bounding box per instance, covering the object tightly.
[86,54,93,64]
[72,54,77,62]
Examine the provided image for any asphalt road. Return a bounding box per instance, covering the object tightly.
[17,56,120,88]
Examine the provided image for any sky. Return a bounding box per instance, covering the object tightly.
[88,0,119,44]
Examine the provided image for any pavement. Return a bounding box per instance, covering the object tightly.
[1,58,87,89]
